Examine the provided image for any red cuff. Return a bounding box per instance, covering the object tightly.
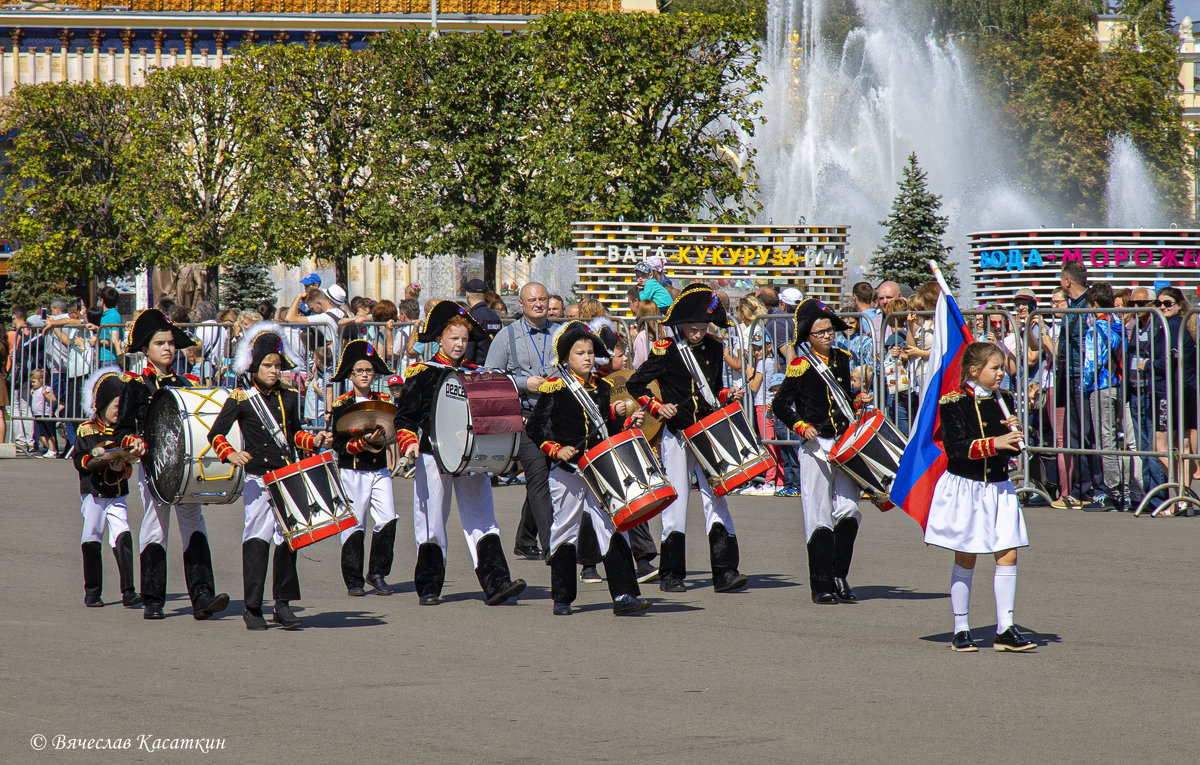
[295,431,316,452]
[609,404,620,420]
[397,430,418,453]
[968,438,997,460]
[623,417,634,430]
[80,455,91,471]
[212,435,236,461]
[541,441,562,458]
[637,396,663,417]
[347,437,367,455]
[121,435,139,449]
[718,388,731,405]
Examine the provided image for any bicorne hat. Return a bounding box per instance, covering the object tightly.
[416,300,488,343]
[331,338,393,382]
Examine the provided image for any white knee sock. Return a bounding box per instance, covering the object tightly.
[950,564,973,633]
[994,564,1018,633]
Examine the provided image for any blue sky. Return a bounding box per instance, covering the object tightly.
[1178,1,1200,22]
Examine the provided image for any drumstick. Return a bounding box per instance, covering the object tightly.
[996,396,1023,448]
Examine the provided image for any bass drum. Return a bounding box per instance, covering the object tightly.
[143,387,244,505]
[430,371,524,476]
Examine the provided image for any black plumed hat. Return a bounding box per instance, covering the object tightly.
[125,309,194,353]
[331,339,393,382]
[661,284,731,327]
[792,298,849,345]
[417,300,488,343]
[234,322,301,375]
[551,321,607,367]
[82,366,125,418]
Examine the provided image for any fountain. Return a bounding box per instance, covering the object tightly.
[1105,134,1167,228]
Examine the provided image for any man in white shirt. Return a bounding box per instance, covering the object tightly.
[191,301,227,385]
[286,283,349,412]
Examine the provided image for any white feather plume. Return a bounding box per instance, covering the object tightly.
[233,321,302,376]
[82,365,123,419]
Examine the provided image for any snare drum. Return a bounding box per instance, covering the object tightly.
[577,429,677,532]
[681,403,775,496]
[144,387,244,505]
[430,371,524,476]
[262,451,358,551]
[827,409,908,511]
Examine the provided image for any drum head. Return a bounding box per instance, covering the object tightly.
[144,389,185,505]
[431,372,470,474]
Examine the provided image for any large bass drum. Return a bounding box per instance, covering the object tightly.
[143,387,244,505]
[430,371,524,476]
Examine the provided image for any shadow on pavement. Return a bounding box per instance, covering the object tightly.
[743,573,802,590]
[854,585,949,601]
[292,609,389,629]
[919,624,1062,646]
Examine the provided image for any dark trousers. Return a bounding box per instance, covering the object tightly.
[1134,388,1168,504]
[514,432,553,551]
[1057,374,1095,498]
[579,516,657,566]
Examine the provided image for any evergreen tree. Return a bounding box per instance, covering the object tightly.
[219,262,278,311]
[870,153,959,290]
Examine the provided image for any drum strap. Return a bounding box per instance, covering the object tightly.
[797,342,857,421]
[670,327,720,409]
[244,387,294,461]
[557,365,609,442]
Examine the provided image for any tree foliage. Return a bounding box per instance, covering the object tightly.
[870,153,959,291]
[219,261,277,310]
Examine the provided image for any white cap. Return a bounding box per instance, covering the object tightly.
[323,284,347,306]
[779,287,803,306]
[27,314,45,327]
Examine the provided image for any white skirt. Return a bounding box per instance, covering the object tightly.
[923,472,1029,554]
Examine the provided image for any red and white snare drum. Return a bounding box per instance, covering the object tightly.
[827,408,908,511]
[682,403,775,496]
[263,451,358,551]
[577,429,677,532]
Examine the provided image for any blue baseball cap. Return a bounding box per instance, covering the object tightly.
[300,273,321,287]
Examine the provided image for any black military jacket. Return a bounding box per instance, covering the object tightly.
[771,348,855,439]
[940,386,1018,483]
[626,335,730,433]
[73,419,132,497]
[393,353,476,456]
[207,382,315,476]
[113,367,197,446]
[526,374,626,473]
[330,389,393,472]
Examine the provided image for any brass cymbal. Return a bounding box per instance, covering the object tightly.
[605,370,663,447]
[334,400,397,444]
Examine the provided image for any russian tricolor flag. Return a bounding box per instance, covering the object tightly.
[888,289,974,530]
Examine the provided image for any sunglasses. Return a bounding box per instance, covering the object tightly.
[1130,300,1150,307]
[1156,300,1177,308]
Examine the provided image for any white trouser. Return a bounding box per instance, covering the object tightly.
[658,427,735,539]
[548,466,626,557]
[339,467,398,544]
[242,476,285,545]
[80,495,130,546]
[797,436,862,542]
[412,453,500,567]
[137,467,207,552]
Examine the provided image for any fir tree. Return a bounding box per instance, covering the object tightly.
[219,262,278,311]
[870,153,959,291]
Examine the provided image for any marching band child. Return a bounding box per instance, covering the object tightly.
[114,309,229,621]
[626,284,748,594]
[74,367,142,608]
[926,341,1034,652]
[393,301,527,607]
[771,299,869,604]
[525,322,650,616]
[329,339,399,597]
[207,323,329,631]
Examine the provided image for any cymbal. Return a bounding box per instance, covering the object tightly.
[334,400,397,444]
[605,370,663,447]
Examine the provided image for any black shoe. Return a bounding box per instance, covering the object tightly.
[122,590,143,608]
[84,594,104,608]
[485,578,527,606]
[367,574,392,595]
[1080,493,1114,512]
[659,574,686,593]
[243,608,268,631]
[950,630,979,652]
[833,577,857,602]
[579,565,603,584]
[513,545,545,561]
[811,591,839,604]
[613,594,651,615]
[193,592,230,621]
[347,586,367,597]
[553,602,572,616]
[713,570,748,593]
[993,626,1035,651]
[635,558,659,583]
[273,602,302,630]
[419,594,441,606]
[143,605,164,620]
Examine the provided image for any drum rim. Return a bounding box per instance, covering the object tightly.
[263,449,334,483]
[578,428,643,470]
[682,402,744,438]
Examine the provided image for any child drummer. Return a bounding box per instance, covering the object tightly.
[207,323,330,631]
[74,366,142,608]
[525,321,651,616]
[626,283,748,594]
[393,300,527,607]
[113,308,229,622]
[771,299,870,604]
[328,339,399,597]
[927,341,1033,652]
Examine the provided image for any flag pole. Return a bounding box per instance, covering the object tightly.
[927,259,954,297]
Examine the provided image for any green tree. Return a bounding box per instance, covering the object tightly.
[0,83,139,303]
[219,262,277,311]
[666,0,767,38]
[870,153,959,290]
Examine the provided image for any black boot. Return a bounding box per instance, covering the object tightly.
[414,542,446,605]
[603,533,640,599]
[578,513,602,567]
[242,539,270,613]
[341,530,366,596]
[140,542,167,619]
[474,534,527,605]
[708,523,748,593]
[367,519,397,595]
[807,527,838,604]
[550,543,578,614]
[658,531,687,592]
[833,517,859,602]
[273,601,302,630]
[273,543,301,603]
[183,532,229,620]
[113,531,141,607]
[82,541,104,607]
